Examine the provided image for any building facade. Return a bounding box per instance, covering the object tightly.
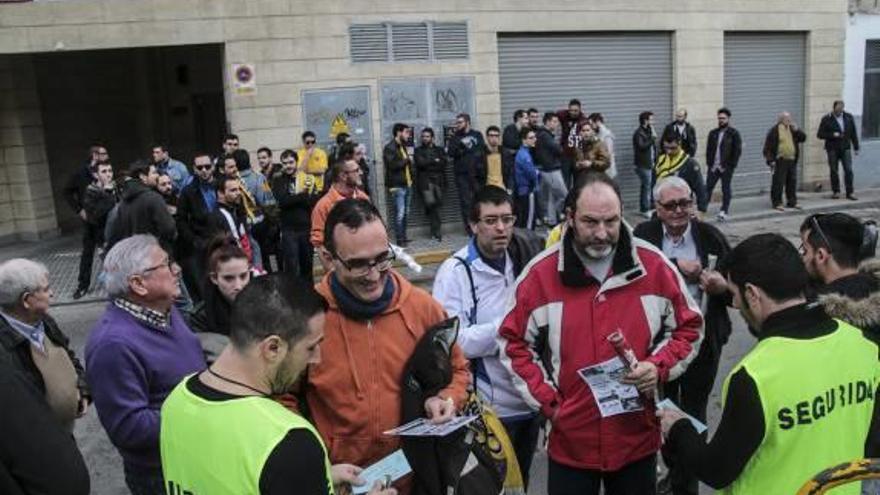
[0,0,849,241]
[844,0,880,190]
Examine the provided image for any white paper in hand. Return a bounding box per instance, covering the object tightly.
[657,398,708,434]
[351,449,412,495]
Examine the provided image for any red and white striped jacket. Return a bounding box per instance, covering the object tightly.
[498,225,703,471]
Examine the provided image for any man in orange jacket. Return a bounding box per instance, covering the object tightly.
[301,198,470,492]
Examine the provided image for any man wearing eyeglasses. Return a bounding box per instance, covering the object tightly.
[310,159,370,271]
[655,134,708,215]
[433,186,545,488]
[298,131,330,193]
[633,177,732,495]
[86,234,205,495]
[177,153,219,302]
[292,198,469,493]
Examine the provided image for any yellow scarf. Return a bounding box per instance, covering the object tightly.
[655,149,689,179]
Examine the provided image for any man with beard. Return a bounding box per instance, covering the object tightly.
[499,172,703,495]
[660,233,880,495]
[662,109,698,158]
[161,275,397,495]
[555,100,589,185]
[705,108,742,221]
[177,153,219,301]
[818,100,860,200]
[151,144,191,195]
[447,113,487,233]
[310,158,369,270]
[209,175,254,265]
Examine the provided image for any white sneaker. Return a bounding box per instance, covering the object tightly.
[716,211,728,222]
[641,210,653,219]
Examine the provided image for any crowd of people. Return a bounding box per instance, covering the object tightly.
[0,95,876,495]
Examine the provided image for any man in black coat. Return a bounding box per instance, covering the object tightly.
[106,161,177,255]
[176,153,219,301]
[662,108,698,157]
[414,127,448,242]
[633,111,658,217]
[633,176,732,495]
[383,122,414,245]
[817,100,860,200]
[705,107,742,222]
[272,149,320,280]
[763,112,807,211]
[447,113,486,234]
[502,109,529,189]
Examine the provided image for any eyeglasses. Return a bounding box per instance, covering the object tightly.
[657,198,694,212]
[487,133,501,138]
[333,248,396,276]
[141,258,175,276]
[305,140,316,145]
[194,165,212,171]
[479,214,517,227]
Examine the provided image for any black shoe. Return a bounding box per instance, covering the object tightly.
[847,194,858,201]
[72,287,88,300]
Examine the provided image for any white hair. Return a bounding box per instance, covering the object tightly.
[653,176,691,201]
[103,234,162,298]
[0,258,49,309]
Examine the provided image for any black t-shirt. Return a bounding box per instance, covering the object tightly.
[185,376,332,495]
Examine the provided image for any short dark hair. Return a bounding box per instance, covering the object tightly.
[323,198,384,254]
[127,160,154,180]
[527,107,539,115]
[280,149,298,162]
[588,112,604,123]
[469,186,514,223]
[486,125,501,135]
[718,107,731,117]
[661,132,682,145]
[456,113,471,123]
[257,147,272,157]
[833,100,844,108]
[543,112,558,125]
[214,174,238,193]
[565,170,622,213]
[421,127,435,138]
[229,274,328,349]
[799,213,864,269]
[302,130,316,141]
[721,233,807,303]
[639,111,654,125]
[519,127,535,141]
[513,109,526,122]
[336,133,350,146]
[392,123,408,137]
[95,160,113,170]
[228,149,251,171]
[192,151,212,162]
[568,99,581,108]
[223,133,239,142]
[151,143,168,153]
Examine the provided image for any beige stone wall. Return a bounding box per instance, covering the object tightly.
[0,0,848,234]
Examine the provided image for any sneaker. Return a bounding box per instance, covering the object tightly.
[831,192,840,199]
[716,211,729,222]
[847,194,858,201]
[788,204,803,210]
[774,205,785,212]
[72,287,88,300]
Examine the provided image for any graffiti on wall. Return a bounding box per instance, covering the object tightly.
[301,87,373,156]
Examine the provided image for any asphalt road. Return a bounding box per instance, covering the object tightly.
[56,205,878,494]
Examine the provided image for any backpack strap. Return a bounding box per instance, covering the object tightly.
[453,256,478,326]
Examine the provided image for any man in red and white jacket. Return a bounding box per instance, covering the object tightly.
[498,172,703,495]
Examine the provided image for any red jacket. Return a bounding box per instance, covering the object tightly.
[498,226,703,471]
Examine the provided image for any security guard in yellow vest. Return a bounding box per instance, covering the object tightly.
[160,276,397,495]
[659,233,880,495]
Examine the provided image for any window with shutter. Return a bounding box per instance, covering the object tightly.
[863,40,880,139]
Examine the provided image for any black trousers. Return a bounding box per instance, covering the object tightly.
[76,221,102,291]
[501,415,542,490]
[514,192,536,230]
[548,454,657,495]
[179,253,205,303]
[425,203,442,239]
[454,173,475,234]
[826,148,854,195]
[660,340,722,495]
[252,219,278,273]
[280,229,314,282]
[770,158,798,207]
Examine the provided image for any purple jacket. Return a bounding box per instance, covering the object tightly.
[85,303,204,475]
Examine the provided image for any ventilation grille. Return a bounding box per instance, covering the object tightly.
[349,21,468,63]
[867,40,880,71]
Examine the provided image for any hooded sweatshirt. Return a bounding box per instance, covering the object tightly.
[106,178,176,253]
[302,270,470,468]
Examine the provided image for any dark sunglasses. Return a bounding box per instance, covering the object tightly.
[658,198,693,211]
[305,140,316,145]
[194,165,212,171]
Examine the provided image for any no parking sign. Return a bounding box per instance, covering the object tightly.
[232,63,256,96]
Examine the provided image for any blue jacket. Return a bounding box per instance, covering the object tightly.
[156,158,191,195]
[514,146,539,196]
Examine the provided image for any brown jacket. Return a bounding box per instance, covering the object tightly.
[305,271,471,468]
[574,138,611,173]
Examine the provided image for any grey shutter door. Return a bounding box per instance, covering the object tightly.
[497,32,673,206]
[724,33,806,195]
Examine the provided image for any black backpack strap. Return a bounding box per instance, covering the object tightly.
[453,256,478,326]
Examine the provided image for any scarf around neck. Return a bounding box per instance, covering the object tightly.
[330,273,395,321]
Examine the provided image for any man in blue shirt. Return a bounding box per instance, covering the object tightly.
[177,153,218,302]
[152,143,192,195]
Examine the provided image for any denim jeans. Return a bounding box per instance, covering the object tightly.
[539,169,567,226]
[389,187,411,242]
[634,167,653,212]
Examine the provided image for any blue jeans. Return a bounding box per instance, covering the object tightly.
[501,414,542,489]
[389,187,411,242]
[635,167,653,212]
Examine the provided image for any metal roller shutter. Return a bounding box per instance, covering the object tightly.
[497,32,673,207]
[724,33,806,195]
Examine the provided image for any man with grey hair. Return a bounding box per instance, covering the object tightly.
[763,111,806,211]
[85,234,204,495]
[0,258,89,430]
[634,176,732,495]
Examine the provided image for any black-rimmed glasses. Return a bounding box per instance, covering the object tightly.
[333,248,396,277]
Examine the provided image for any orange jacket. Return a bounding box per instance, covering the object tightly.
[309,186,370,248]
[307,271,471,467]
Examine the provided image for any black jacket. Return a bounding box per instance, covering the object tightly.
[762,124,807,165]
[632,125,657,169]
[706,126,742,170]
[176,178,218,257]
[62,163,94,213]
[817,111,860,152]
[208,202,248,243]
[413,144,447,193]
[534,127,562,171]
[0,314,89,400]
[82,182,118,230]
[633,218,733,357]
[446,129,486,180]
[663,121,698,157]
[383,139,413,189]
[271,173,319,232]
[0,363,90,495]
[106,179,177,253]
